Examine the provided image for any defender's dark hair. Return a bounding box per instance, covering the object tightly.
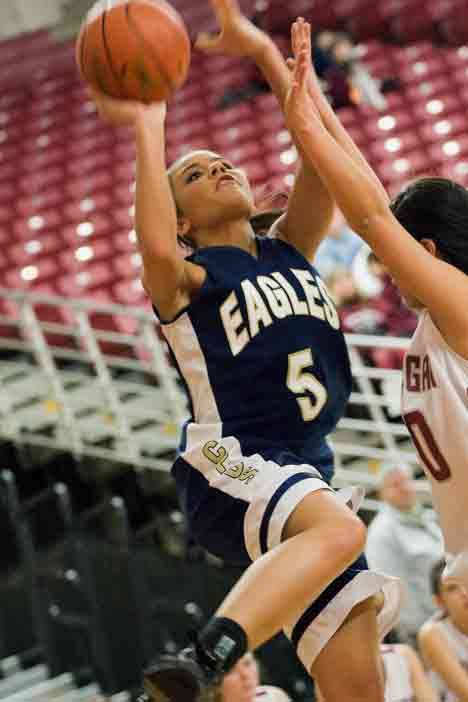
[390,177,468,276]
[430,557,447,596]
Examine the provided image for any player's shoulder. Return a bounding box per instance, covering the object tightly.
[418,614,447,647]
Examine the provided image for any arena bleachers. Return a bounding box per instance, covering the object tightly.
[0,11,468,325]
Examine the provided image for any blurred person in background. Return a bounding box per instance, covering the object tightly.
[316,641,437,702]
[314,208,363,279]
[380,643,438,702]
[419,559,468,702]
[366,463,443,647]
[215,653,291,702]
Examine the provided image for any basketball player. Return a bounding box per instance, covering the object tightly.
[285,20,468,583]
[419,559,468,702]
[89,3,401,701]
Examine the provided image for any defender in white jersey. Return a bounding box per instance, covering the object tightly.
[284,27,468,583]
[402,310,468,577]
[419,559,468,702]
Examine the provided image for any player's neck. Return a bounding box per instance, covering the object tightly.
[195,220,257,256]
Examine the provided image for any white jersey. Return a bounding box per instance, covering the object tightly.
[381,645,414,702]
[401,310,468,557]
[255,685,291,702]
[427,616,468,702]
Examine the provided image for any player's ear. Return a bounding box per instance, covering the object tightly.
[420,238,438,257]
[432,593,444,610]
[177,215,193,238]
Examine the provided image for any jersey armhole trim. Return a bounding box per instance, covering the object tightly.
[425,311,468,369]
[153,261,211,326]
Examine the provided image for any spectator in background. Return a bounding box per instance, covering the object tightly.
[317,642,437,702]
[419,558,468,702]
[312,30,337,78]
[215,653,291,702]
[366,462,444,647]
[314,208,363,278]
[380,643,438,702]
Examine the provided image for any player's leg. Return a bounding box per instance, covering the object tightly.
[311,596,384,702]
[215,488,365,648]
[144,489,365,701]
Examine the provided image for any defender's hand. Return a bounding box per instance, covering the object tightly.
[195,0,266,58]
[285,33,320,135]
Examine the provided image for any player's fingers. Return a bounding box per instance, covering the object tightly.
[291,21,300,55]
[297,49,309,87]
[298,19,308,50]
[286,57,296,72]
[195,31,221,51]
[210,0,240,25]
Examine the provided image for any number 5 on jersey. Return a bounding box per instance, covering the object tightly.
[287,348,327,421]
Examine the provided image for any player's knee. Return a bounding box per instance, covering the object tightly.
[328,511,366,563]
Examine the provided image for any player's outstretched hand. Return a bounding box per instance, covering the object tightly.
[284,25,321,136]
[195,0,265,58]
[286,18,324,107]
[88,88,166,128]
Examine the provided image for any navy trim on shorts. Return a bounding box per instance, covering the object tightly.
[259,473,319,555]
[291,553,369,648]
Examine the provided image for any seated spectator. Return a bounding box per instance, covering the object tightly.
[381,643,438,702]
[312,30,338,78]
[215,653,291,702]
[326,265,386,336]
[366,462,444,647]
[314,209,363,279]
[419,558,468,702]
[348,247,418,370]
[317,643,437,702]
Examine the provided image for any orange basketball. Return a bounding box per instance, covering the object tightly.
[75,0,191,103]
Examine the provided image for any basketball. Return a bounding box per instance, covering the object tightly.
[76,0,191,103]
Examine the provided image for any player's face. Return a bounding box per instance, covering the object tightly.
[169,150,254,233]
[382,470,416,511]
[438,581,468,633]
[220,653,259,702]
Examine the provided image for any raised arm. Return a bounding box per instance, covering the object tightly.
[196,0,334,260]
[88,92,204,320]
[288,19,389,205]
[285,31,468,356]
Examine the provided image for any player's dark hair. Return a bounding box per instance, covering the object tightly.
[430,557,446,596]
[176,209,285,251]
[390,177,468,276]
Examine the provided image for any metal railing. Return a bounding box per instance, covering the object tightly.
[0,287,420,491]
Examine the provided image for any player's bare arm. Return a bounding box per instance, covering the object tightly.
[196,0,334,261]
[285,28,468,357]
[398,645,438,702]
[419,623,468,701]
[88,89,204,320]
[288,19,388,205]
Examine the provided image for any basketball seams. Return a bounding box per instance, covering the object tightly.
[77,24,90,82]
[125,1,173,97]
[76,0,190,102]
[101,10,123,97]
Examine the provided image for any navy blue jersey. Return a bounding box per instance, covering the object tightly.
[159,235,351,482]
